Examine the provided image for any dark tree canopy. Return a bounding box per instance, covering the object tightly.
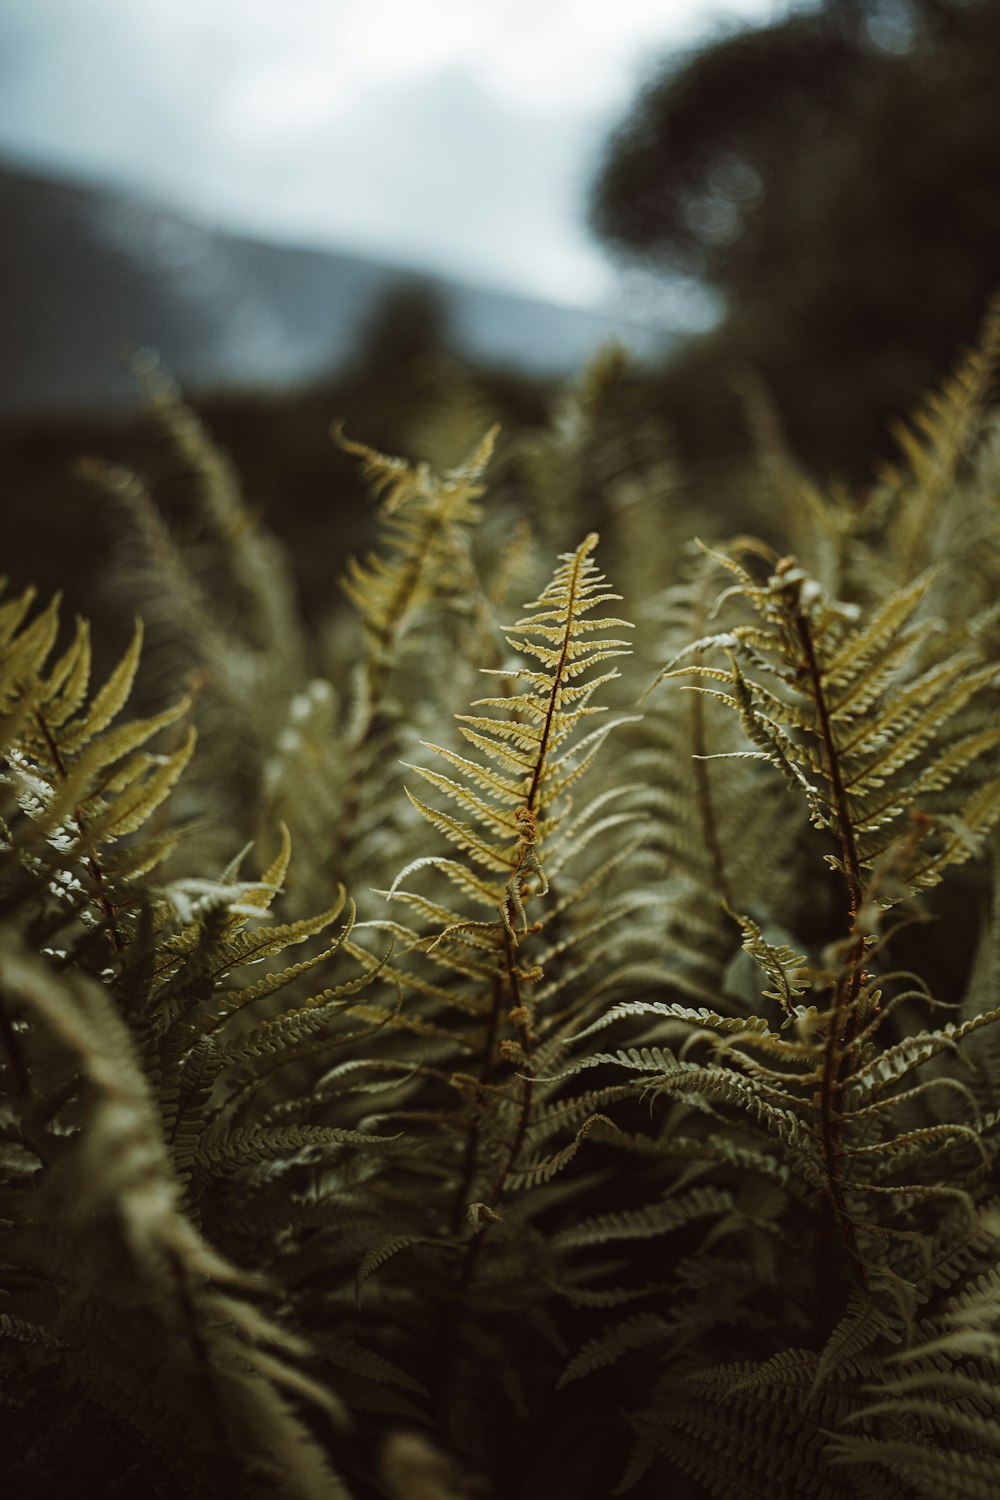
[592,0,1000,477]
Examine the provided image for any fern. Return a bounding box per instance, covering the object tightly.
[345,532,638,1283]
[1,933,352,1499]
[6,312,1000,1498]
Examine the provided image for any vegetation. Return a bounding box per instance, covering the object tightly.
[591,0,1000,479]
[3,307,1000,1500]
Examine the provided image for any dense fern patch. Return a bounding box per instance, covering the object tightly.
[2,319,1000,1498]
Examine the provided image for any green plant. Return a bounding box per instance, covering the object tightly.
[3,317,1000,1499]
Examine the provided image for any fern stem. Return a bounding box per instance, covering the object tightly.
[525,541,590,814]
[448,972,504,1238]
[790,598,866,1278]
[338,512,459,875]
[488,933,534,1204]
[458,933,535,1290]
[789,600,867,1041]
[690,650,734,911]
[166,1248,246,1491]
[790,608,863,918]
[489,1072,534,1209]
[456,546,592,1276]
[816,974,863,1255]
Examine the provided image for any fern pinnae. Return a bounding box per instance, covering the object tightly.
[336,424,495,705]
[2,601,202,963]
[366,533,636,1285]
[2,933,353,1497]
[655,540,1000,1289]
[325,428,502,898]
[877,293,1000,589]
[141,365,305,681]
[10,322,1000,1497]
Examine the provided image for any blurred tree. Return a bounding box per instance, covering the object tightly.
[592,0,1000,478]
[347,277,453,380]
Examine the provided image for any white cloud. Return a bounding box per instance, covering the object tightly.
[0,0,789,308]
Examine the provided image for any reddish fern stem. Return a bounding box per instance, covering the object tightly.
[166,1249,246,1491]
[790,596,865,1271]
[690,653,734,912]
[524,541,590,813]
[458,931,533,1291]
[456,546,589,1281]
[448,971,504,1238]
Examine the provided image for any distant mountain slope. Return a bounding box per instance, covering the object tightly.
[0,162,672,417]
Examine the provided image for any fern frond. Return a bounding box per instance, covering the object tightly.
[0,933,352,1498]
[337,424,495,670]
[653,550,1000,911]
[634,1350,865,1500]
[557,1312,673,1387]
[1,600,198,956]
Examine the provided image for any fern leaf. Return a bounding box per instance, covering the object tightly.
[553,1185,736,1252]
[58,620,145,753]
[558,1313,673,1387]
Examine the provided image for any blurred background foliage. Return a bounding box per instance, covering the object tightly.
[4,0,1000,645]
[592,0,1000,481]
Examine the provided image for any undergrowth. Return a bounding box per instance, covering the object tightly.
[3,318,1000,1499]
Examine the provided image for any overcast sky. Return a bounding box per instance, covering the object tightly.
[0,0,792,311]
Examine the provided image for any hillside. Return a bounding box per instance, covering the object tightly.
[0,161,671,416]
